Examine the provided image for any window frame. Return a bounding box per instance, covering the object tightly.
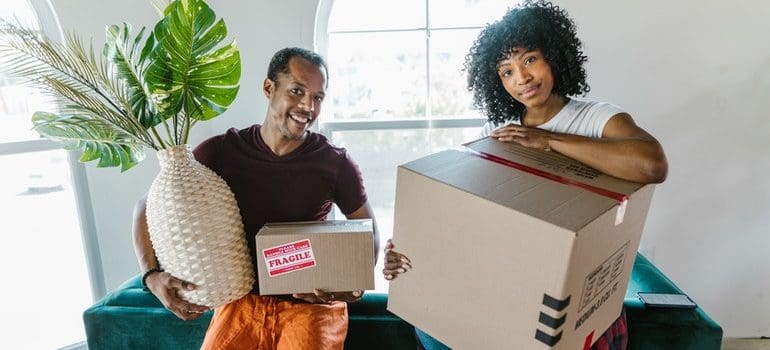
[313,0,487,139]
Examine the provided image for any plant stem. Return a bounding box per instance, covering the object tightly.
[182,114,191,145]
[150,126,166,149]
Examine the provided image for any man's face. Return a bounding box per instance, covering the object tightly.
[264,57,327,141]
[496,47,555,110]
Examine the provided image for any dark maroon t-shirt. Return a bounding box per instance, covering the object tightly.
[193,125,367,292]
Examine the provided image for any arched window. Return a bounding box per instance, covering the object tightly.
[1,1,101,349]
[316,0,514,291]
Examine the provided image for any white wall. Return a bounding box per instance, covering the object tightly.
[51,0,769,338]
[562,0,770,338]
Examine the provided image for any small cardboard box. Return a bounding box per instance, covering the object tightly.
[387,137,656,349]
[255,219,375,295]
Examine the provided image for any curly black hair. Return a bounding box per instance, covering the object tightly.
[267,47,328,87]
[464,0,589,124]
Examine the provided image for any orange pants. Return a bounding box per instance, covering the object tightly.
[200,295,348,350]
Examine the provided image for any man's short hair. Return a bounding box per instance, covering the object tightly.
[267,47,329,86]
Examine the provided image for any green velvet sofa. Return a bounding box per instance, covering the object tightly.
[84,254,721,349]
[82,282,415,350]
[624,255,722,349]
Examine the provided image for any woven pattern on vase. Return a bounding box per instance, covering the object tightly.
[146,145,254,308]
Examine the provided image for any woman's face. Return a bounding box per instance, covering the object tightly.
[496,47,555,110]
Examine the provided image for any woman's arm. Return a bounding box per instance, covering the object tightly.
[491,113,668,183]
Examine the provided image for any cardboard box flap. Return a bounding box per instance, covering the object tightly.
[260,219,373,235]
[401,149,626,232]
[466,137,643,195]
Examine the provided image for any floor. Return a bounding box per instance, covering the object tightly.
[722,338,770,350]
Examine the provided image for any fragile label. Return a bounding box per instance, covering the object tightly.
[262,239,316,277]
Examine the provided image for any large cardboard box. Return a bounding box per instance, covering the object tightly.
[255,219,375,295]
[387,137,656,349]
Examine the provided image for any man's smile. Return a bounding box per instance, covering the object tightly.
[289,112,313,125]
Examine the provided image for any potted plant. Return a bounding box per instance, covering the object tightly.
[0,0,254,308]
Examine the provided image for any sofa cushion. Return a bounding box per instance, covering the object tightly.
[84,277,415,350]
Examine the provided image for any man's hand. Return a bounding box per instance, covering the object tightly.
[145,271,210,320]
[383,239,411,281]
[491,124,555,151]
[292,289,363,304]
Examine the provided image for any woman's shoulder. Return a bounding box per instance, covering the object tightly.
[567,97,624,116]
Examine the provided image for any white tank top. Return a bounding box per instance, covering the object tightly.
[480,98,624,138]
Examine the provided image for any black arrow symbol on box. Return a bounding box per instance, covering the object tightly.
[539,312,566,329]
[535,329,563,347]
[534,294,570,346]
[542,293,570,311]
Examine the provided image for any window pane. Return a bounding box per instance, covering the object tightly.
[332,127,481,291]
[429,0,515,28]
[2,5,92,348]
[1,0,49,143]
[430,28,483,119]
[328,0,425,32]
[0,150,91,349]
[0,82,51,143]
[327,31,427,120]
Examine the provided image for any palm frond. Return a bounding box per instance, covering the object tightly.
[0,0,241,166]
[0,19,159,150]
[1,22,101,97]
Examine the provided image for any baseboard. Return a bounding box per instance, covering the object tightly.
[722,338,770,350]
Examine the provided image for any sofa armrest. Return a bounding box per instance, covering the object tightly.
[623,254,723,350]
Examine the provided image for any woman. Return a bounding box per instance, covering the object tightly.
[384,1,667,349]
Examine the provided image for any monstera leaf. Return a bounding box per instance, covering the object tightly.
[32,112,145,171]
[145,0,241,126]
[0,0,240,171]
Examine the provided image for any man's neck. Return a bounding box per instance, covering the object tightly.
[522,94,567,127]
[259,122,306,157]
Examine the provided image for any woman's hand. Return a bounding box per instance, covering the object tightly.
[382,239,412,280]
[145,271,210,320]
[491,124,555,151]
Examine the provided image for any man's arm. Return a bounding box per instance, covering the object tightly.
[344,201,380,262]
[133,197,209,320]
[491,113,668,183]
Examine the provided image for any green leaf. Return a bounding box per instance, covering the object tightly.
[2,0,238,161]
[32,112,146,172]
[103,23,161,128]
[145,0,241,126]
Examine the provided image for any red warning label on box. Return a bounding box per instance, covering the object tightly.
[262,239,316,277]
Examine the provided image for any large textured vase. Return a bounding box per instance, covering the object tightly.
[146,145,254,308]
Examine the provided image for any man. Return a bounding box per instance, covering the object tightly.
[134,47,378,349]
[384,1,667,349]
